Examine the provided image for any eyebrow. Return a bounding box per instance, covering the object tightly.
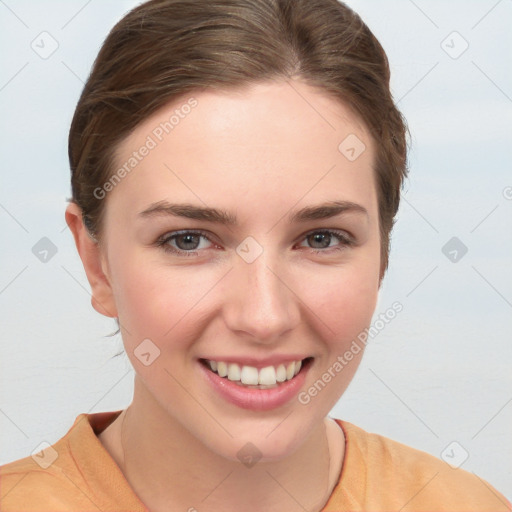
[138,199,368,225]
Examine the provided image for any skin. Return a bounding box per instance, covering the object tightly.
[65,79,382,512]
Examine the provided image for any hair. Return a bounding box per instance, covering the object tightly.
[68,0,408,337]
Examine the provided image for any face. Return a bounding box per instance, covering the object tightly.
[94,80,381,461]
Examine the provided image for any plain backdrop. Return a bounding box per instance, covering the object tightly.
[1,0,511,501]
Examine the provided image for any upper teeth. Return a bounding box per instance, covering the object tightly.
[207,359,303,386]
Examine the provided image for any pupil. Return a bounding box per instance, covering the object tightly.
[177,234,199,250]
[310,232,330,249]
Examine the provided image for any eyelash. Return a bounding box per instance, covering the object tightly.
[155,229,355,257]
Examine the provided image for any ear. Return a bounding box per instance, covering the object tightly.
[65,202,118,319]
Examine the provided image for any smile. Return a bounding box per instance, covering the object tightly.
[200,358,312,388]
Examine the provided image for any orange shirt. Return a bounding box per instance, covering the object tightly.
[0,410,510,511]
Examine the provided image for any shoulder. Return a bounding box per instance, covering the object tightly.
[333,420,511,512]
[0,411,144,512]
[0,433,90,511]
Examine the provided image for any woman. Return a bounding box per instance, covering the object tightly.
[1,0,509,510]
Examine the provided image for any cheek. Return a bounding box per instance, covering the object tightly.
[110,254,218,342]
[292,264,378,416]
[300,259,379,345]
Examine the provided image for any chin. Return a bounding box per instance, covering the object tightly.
[199,411,324,465]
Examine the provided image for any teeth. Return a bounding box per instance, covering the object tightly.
[276,364,287,382]
[205,358,305,385]
[286,362,295,380]
[217,361,228,377]
[227,363,241,381]
[258,366,276,386]
[241,365,259,385]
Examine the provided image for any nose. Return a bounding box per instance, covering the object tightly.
[222,249,301,344]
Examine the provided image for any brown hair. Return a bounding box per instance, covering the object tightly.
[69,0,408,279]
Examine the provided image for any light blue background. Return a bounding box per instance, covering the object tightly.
[1,0,511,501]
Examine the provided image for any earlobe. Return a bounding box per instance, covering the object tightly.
[64,202,118,319]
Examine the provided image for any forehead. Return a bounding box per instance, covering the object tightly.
[107,80,377,223]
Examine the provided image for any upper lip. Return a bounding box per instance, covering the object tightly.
[199,355,311,369]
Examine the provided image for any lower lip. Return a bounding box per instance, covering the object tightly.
[198,359,312,411]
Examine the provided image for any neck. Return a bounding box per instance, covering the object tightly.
[99,380,344,512]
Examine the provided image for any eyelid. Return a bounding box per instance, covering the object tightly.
[162,229,212,239]
[297,228,354,245]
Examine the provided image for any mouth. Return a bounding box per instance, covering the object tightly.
[199,357,314,389]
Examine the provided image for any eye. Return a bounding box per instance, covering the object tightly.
[298,230,354,253]
[156,230,215,256]
[155,228,354,257]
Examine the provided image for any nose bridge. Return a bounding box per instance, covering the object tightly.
[223,246,300,341]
